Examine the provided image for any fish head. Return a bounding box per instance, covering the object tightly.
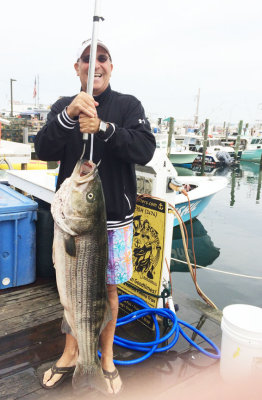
[67,159,106,233]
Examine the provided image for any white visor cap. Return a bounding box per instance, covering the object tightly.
[76,39,112,61]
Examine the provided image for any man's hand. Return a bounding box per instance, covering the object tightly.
[79,114,100,134]
[67,92,99,119]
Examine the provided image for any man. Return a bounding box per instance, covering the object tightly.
[34,39,156,395]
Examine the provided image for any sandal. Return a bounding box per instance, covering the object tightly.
[103,368,123,395]
[40,363,75,390]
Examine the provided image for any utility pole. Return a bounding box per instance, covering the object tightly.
[194,88,200,126]
[10,78,17,117]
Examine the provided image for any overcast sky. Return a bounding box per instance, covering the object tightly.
[1,0,262,125]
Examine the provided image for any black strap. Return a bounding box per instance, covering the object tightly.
[103,368,119,380]
[51,364,75,376]
[93,16,105,22]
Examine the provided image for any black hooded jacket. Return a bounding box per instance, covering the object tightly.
[34,85,156,229]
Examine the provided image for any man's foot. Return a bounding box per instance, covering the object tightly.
[103,368,123,395]
[41,364,75,389]
[42,355,77,388]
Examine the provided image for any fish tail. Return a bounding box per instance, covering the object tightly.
[99,299,112,335]
[72,362,108,394]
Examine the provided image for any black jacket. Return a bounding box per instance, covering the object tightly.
[34,85,156,228]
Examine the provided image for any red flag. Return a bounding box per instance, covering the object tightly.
[33,77,37,98]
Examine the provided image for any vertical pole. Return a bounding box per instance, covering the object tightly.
[10,79,13,117]
[37,75,40,108]
[200,119,209,175]
[167,117,174,158]
[234,120,243,160]
[230,169,236,207]
[194,88,200,126]
[23,127,28,144]
[223,121,226,137]
[10,78,16,117]
[226,123,229,142]
[256,154,262,202]
[243,122,249,136]
[82,0,103,153]
[10,78,13,117]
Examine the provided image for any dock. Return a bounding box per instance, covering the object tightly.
[1,163,261,400]
[0,277,227,400]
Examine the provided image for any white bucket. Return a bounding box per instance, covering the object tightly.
[220,304,262,382]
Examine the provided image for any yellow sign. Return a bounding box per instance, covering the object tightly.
[119,197,166,309]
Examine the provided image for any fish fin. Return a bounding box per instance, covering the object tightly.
[99,299,112,335]
[61,314,73,336]
[64,235,76,257]
[72,363,108,394]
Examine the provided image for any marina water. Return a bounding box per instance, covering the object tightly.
[171,161,262,310]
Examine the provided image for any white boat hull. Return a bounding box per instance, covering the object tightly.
[173,176,227,226]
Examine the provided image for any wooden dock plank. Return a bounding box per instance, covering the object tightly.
[0,334,65,378]
[0,292,61,322]
[0,369,42,400]
[0,303,63,336]
[0,282,224,400]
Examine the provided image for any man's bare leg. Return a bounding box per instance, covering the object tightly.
[100,284,122,394]
[42,333,78,387]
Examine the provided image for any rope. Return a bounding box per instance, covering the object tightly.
[137,193,218,309]
[171,257,262,280]
[169,205,218,309]
[0,158,13,169]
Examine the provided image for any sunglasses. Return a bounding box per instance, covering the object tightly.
[81,54,109,64]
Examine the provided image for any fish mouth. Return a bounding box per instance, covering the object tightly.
[79,160,96,177]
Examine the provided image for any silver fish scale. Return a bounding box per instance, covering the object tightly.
[51,160,111,392]
[70,230,110,388]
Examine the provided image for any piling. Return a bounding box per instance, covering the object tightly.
[167,117,174,158]
[230,169,236,206]
[257,154,262,202]
[23,127,29,144]
[243,122,249,135]
[200,119,209,175]
[234,120,243,160]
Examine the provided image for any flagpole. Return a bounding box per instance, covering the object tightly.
[37,74,39,108]
[33,77,37,107]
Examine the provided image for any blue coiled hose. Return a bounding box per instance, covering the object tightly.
[99,294,220,365]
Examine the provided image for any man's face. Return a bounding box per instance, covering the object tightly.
[74,45,113,96]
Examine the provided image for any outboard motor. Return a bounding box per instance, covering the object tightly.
[216,151,234,166]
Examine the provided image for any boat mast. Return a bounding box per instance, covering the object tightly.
[194,88,200,127]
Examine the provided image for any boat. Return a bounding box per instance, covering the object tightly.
[172,174,227,225]
[5,149,227,229]
[240,137,262,162]
[188,137,237,166]
[168,147,199,166]
[154,133,198,165]
[135,149,227,227]
[0,160,47,170]
[0,139,31,167]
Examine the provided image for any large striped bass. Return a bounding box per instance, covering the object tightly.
[51,159,111,393]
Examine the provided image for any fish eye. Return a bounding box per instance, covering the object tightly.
[86,192,95,202]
